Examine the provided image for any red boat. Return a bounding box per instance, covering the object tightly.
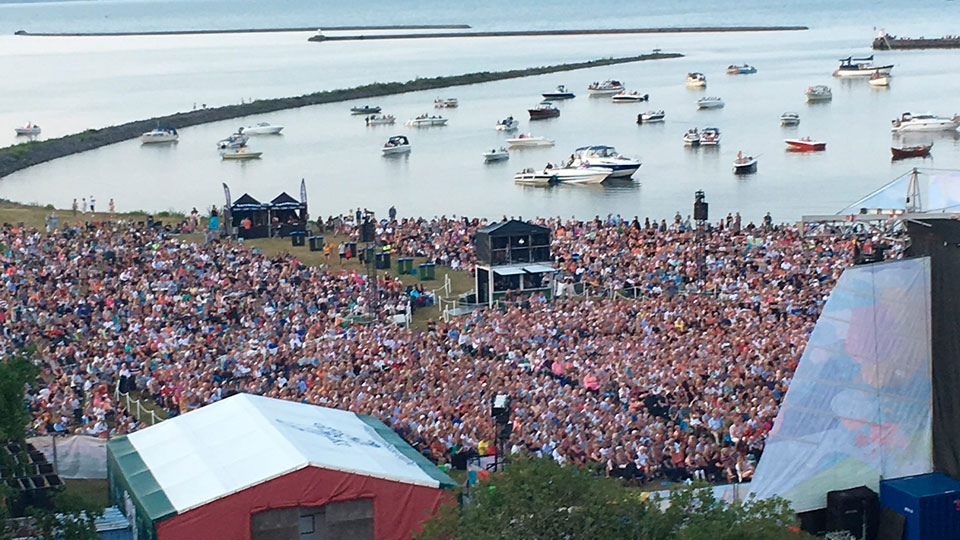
[784,137,826,151]
[528,101,560,120]
[891,143,933,160]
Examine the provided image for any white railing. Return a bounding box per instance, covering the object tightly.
[113,385,164,426]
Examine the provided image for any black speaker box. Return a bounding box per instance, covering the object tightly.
[826,486,879,540]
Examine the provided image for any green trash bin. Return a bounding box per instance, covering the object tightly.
[308,236,324,252]
[418,263,436,281]
[397,257,413,275]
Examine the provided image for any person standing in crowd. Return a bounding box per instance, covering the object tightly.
[81,197,87,213]
[389,205,397,221]
[71,198,78,216]
[90,195,96,213]
[109,198,115,215]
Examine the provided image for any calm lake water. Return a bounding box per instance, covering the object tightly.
[1,1,959,222]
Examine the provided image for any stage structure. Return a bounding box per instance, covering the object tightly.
[474,220,555,305]
[223,179,309,239]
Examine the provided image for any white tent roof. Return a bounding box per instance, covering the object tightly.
[126,394,442,513]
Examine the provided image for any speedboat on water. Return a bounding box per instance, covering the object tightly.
[805,85,832,102]
[495,116,519,131]
[833,55,893,77]
[637,110,665,124]
[351,105,381,115]
[891,112,960,133]
[382,135,411,155]
[434,97,459,108]
[587,80,625,95]
[727,64,757,75]
[780,112,800,126]
[514,168,557,185]
[217,130,249,149]
[542,85,575,100]
[733,151,757,174]
[528,101,560,120]
[571,145,641,178]
[869,71,890,87]
[14,122,41,136]
[365,114,396,126]
[483,147,510,161]
[697,97,724,109]
[405,114,448,127]
[700,127,720,145]
[785,137,826,151]
[548,164,614,184]
[140,127,178,144]
[686,72,707,87]
[683,128,701,146]
[507,134,555,147]
[891,143,932,160]
[612,91,649,103]
[243,122,283,135]
[221,147,262,160]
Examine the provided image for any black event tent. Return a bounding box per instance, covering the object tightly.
[230,193,269,239]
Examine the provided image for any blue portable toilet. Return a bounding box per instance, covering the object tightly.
[880,473,960,540]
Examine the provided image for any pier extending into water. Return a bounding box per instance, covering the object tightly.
[13,25,471,37]
[309,25,808,42]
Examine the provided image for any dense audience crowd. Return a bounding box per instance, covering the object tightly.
[5,209,903,485]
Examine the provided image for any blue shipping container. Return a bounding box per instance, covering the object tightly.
[880,473,960,540]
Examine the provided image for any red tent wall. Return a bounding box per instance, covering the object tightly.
[155,466,448,540]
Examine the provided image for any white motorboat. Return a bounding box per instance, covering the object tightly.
[221,147,262,160]
[697,97,724,109]
[612,91,649,103]
[780,112,800,126]
[434,97,459,108]
[14,122,41,136]
[549,165,614,184]
[140,127,179,144]
[483,147,510,162]
[637,110,665,124]
[891,112,960,133]
[571,145,641,178]
[217,130,249,149]
[514,168,557,185]
[495,116,519,131]
[382,135,411,155]
[733,151,757,174]
[805,85,833,102]
[683,128,701,146]
[542,85,576,100]
[351,105,381,115]
[506,134,555,147]
[869,71,890,87]
[726,64,757,75]
[242,122,283,135]
[700,127,721,146]
[405,114,448,127]
[686,72,707,87]
[365,114,396,126]
[587,80,625,95]
[833,55,893,77]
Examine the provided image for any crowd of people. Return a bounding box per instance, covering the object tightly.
[6,208,904,485]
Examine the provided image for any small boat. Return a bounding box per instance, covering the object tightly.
[733,151,758,174]
[382,135,411,155]
[727,64,757,75]
[434,98,459,108]
[891,143,933,160]
[221,147,262,160]
[637,110,665,124]
[542,85,576,100]
[891,112,960,133]
[514,168,557,185]
[528,101,560,120]
[14,122,41,136]
[483,147,510,162]
[351,105,381,115]
[405,114,448,127]
[785,137,826,151]
[686,72,707,87]
[507,134,555,147]
[780,112,800,126]
[869,71,890,87]
[495,116,519,131]
[833,55,893,77]
[549,165,614,184]
[140,126,178,144]
[683,128,701,146]
[700,127,720,145]
[805,85,832,102]
[217,130,249,149]
[571,145,641,178]
[242,122,283,135]
[697,97,724,109]
[365,114,396,126]
[587,80,625,95]
[612,91,649,103]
